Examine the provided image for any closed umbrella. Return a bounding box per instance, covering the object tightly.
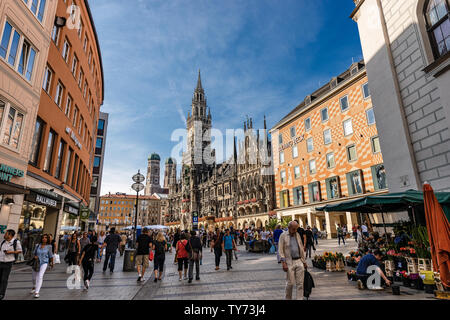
[423,183,450,289]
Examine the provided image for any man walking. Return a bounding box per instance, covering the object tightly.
[187,231,202,283]
[101,228,121,273]
[273,225,283,263]
[222,229,236,271]
[304,226,315,258]
[337,224,346,246]
[79,232,90,252]
[136,228,152,282]
[0,230,22,300]
[211,229,223,270]
[279,221,307,300]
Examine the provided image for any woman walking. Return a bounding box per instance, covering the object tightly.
[66,233,80,266]
[78,235,99,290]
[97,231,106,262]
[176,233,189,281]
[30,234,54,298]
[153,232,167,282]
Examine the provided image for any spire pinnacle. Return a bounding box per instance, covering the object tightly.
[196,69,203,91]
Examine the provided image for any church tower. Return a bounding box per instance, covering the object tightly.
[145,153,161,195]
[164,157,176,188]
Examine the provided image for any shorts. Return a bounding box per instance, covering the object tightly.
[154,255,165,272]
[177,257,188,271]
[136,254,149,268]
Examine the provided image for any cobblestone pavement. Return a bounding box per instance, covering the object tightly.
[4,239,436,300]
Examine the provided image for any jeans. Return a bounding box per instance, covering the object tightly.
[0,261,13,297]
[32,263,48,294]
[313,234,318,245]
[305,243,313,258]
[82,260,94,281]
[225,249,233,269]
[214,247,222,267]
[103,251,117,271]
[188,259,200,280]
[275,242,280,262]
[338,235,346,245]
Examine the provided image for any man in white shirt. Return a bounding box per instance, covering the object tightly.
[0,229,22,300]
[260,227,270,252]
[361,224,369,238]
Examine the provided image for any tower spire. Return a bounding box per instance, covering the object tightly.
[196,69,203,91]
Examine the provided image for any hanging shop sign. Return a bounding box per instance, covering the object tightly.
[278,135,305,152]
[64,204,79,216]
[65,127,82,150]
[25,191,61,209]
[0,163,24,182]
[80,207,90,221]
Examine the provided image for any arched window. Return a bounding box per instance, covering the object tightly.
[425,0,450,58]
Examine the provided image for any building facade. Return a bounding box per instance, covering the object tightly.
[0,0,58,242]
[89,111,108,230]
[19,0,104,257]
[271,61,395,238]
[351,0,450,192]
[167,73,276,232]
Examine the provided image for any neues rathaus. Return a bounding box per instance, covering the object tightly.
[166,72,276,231]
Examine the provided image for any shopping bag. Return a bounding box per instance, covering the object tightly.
[149,250,154,261]
[269,245,276,254]
[54,253,61,264]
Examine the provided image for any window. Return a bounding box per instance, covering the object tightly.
[326,176,340,199]
[425,0,450,58]
[292,145,298,158]
[51,25,60,45]
[29,117,44,165]
[43,130,56,172]
[83,35,88,52]
[309,159,316,174]
[308,182,321,203]
[294,165,300,179]
[96,137,103,149]
[305,117,311,131]
[279,151,285,164]
[72,106,78,127]
[62,39,70,62]
[321,107,329,122]
[63,148,73,183]
[347,145,357,162]
[293,186,303,205]
[366,108,376,125]
[94,156,101,168]
[371,164,388,190]
[2,104,24,149]
[306,137,314,152]
[42,66,52,93]
[323,129,332,145]
[278,134,283,144]
[88,48,92,65]
[71,55,78,76]
[347,170,364,196]
[340,95,349,111]
[24,0,47,22]
[290,126,296,138]
[280,170,286,184]
[362,82,370,99]
[326,152,335,169]
[54,81,64,107]
[78,69,84,88]
[279,190,289,208]
[343,119,353,136]
[55,140,66,179]
[78,19,83,38]
[0,22,36,81]
[371,136,381,153]
[65,95,72,117]
[83,81,88,98]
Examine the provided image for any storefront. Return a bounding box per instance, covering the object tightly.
[18,189,62,261]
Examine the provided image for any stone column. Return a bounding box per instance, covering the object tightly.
[325,211,332,239]
[315,216,321,231]
[307,210,312,228]
[346,211,353,234]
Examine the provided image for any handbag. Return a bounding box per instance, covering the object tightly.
[149,250,154,261]
[54,253,61,264]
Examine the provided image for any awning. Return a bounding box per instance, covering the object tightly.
[0,181,29,195]
[316,189,450,221]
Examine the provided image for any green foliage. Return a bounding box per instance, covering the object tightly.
[281,216,292,229]
[267,218,279,231]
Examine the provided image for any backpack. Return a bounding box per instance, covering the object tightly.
[1,239,19,261]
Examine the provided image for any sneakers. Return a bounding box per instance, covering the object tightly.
[154,278,157,283]
[137,276,141,282]
[34,293,40,298]
[85,280,90,289]
[179,277,182,281]
[140,277,145,282]
[183,276,188,280]
[30,288,36,294]
[357,279,365,290]
[188,279,192,283]
[196,277,200,281]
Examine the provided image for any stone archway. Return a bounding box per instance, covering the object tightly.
[256,219,263,228]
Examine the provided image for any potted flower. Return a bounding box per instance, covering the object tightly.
[400,271,410,287]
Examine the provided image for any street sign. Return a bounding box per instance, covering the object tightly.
[192,211,198,230]
[132,182,144,192]
[132,173,145,183]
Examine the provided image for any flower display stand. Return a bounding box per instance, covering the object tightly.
[326,261,336,272]
[418,258,431,272]
[335,259,345,272]
[384,260,395,277]
[406,257,418,274]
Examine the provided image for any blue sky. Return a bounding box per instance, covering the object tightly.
[89,0,363,195]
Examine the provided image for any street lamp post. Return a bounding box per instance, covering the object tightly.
[131,170,145,248]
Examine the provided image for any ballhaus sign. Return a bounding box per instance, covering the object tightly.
[0,163,24,182]
[278,135,305,152]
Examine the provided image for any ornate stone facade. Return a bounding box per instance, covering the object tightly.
[166,72,276,231]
